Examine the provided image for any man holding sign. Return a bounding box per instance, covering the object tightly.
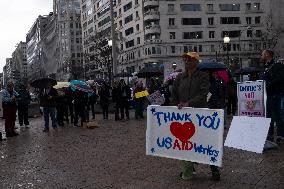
[261,50,284,143]
[172,52,221,181]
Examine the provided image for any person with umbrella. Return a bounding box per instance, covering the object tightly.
[119,79,131,120]
[2,81,19,137]
[39,83,58,132]
[98,83,110,119]
[112,80,122,121]
[73,90,88,127]
[172,52,220,181]
[17,84,31,128]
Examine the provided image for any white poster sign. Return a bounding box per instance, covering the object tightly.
[225,116,271,153]
[237,80,266,117]
[146,105,224,167]
[147,91,165,105]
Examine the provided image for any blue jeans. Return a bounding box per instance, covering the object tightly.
[43,107,57,129]
[267,95,284,139]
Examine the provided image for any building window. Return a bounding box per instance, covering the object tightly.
[171,46,175,53]
[221,17,241,24]
[209,31,215,38]
[247,30,252,37]
[219,4,240,11]
[256,30,262,37]
[210,45,215,52]
[169,32,176,39]
[136,24,140,31]
[125,27,134,36]
[137,37,140,44]
[123,2,132,12]
[168,4,174,12]
[183,31,203,39]
[182,18,202,25]
[180,4,201,11]
[207,4,213,11]
[124,14,133,24]
[253,3,260,10]
[246,3,251,10]
[125,40,134,48]
[208,17,214,25]
[136,11,139,18]
[199,45,202,52]
[255,16,261,24]
[246,17,252,25]
[152,47,156,54]
[221,31,240,38]
[169,18,175,26]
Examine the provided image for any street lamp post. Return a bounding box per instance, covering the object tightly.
[223,35,231,66]
[109,0,117,77]
[108,40,113,83]
[172,62,177,71]
[238,26,252,81]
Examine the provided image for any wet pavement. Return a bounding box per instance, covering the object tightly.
[0,113,284,189]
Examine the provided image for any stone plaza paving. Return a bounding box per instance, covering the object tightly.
[0,114,284,189]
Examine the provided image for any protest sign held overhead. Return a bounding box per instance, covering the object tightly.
[147,90,165,105]
[146,105,224,167]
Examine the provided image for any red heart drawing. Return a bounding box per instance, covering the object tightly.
[170,122,196,143]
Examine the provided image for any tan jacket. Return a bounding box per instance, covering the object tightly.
[172,69,209,108]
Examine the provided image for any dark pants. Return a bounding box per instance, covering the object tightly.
[89,102,95,119]
[120,99,129,119]
[267,95,284,140]
[74,104,86,126]
[227,96,237,115]
[18,104,29,126]
[43,107,57,129]
[56,105,64,126]
[67,102,74,123]
[135,101,144,119]
[101,103,109,119]
[115,101,120,120]
[4,105,17,134]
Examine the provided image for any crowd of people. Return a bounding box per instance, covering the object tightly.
[1,49,284,182]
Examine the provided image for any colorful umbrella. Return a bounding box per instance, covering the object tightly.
[69,80,94,93]
[164,71,182,82]
[214,70,230,84]
[54,82,69,89]
[87,79,106,87]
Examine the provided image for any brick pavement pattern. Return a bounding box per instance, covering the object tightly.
[0,114,284,189]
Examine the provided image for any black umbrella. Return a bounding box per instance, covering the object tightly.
[30,78,57,88]
[137,67,163,78]
[114,72,132,77]
[198,60,227,71]
[234,67,263,75]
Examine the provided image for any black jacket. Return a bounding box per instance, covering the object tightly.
[39,88,58,107]
[17,89,31,105]
[263,60,284,96]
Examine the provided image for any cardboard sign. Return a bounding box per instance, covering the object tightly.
[147,91,165,105]
[237,80,266,117]
[146,105,224,167]
[225,116,271,153]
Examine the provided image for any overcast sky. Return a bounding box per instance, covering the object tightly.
[0,0,53,72]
